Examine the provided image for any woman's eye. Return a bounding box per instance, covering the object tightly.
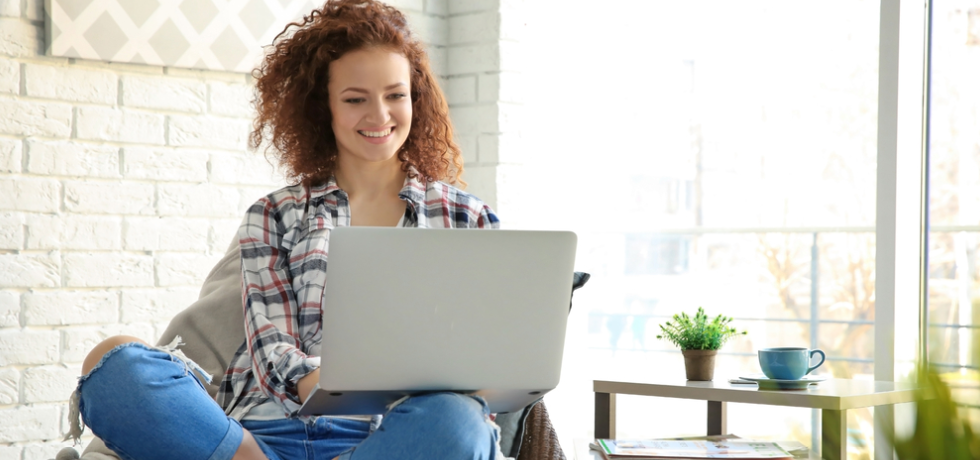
[388,93,407,100]
[344,98,365,103]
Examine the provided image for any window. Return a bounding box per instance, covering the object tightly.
[521,1,883,455]
[927,0,980,428]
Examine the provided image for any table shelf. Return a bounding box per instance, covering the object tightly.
[593,378,923,460]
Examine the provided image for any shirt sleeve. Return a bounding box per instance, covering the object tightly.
[238,196,320,415]
[476,204,501,229]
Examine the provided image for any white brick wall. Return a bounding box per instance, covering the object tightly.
[75,107,166,145]
[446,0,525,220]
[26,140,120,179]
[0,99,73,137]
[0,290,18,326]
[0,137,20,172]
[0,406,61,443]
[0,0,505,453]
[0,252,60,288]
[26,214,121,250]
[122,147,209,182]
[0,367,18,404]
[22,365,79,403]
[24,63,117,105]
[23,291,118,326]
[0,57,19,93]
[0,330,60,366]
[122,74,207,113]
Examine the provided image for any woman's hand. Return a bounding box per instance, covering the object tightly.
[297,368,321,403]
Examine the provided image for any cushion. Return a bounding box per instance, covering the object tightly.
[156,236,245,397]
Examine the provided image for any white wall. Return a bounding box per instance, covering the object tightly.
[0,0,518,455]
[447,0,526,225]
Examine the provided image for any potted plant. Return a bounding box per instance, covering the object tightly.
[656,307,745,381]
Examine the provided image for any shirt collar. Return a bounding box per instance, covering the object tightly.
[309,169,427,204]
[397,170,426,206]
[309,177,342,200]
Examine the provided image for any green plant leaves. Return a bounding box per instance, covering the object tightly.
[892,369,980,459]
[656,306,746,351]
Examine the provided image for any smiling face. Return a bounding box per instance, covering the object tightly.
[327,47,413,170]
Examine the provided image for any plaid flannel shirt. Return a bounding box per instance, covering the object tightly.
[216,174,500,420]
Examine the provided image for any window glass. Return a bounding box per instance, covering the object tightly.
[520,1,880,455]
[927,0,980,429]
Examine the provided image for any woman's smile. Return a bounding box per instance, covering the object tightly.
[358,126,395,144]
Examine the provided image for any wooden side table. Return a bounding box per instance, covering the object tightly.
[594,378,921,460]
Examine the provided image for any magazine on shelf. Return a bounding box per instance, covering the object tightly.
[594,438,797,459]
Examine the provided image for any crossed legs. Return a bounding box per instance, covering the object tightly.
[78,336,499,460]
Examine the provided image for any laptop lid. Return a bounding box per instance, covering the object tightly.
[298,227,577,416]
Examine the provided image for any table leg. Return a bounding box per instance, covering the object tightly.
[595,392,616,439]
[821,409,847,460]
[707,401,727,435]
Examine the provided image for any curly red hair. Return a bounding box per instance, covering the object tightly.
[250,0,463,186]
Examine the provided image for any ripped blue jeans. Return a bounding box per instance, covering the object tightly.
[70,341,502,460]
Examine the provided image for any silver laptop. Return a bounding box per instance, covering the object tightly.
[297,227,577,416]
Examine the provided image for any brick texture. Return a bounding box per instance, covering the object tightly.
[0,177,60,212]
[24,63,117,104]
[23,443,67,460]
[120,287,197,323]
[0,17,40,57]
[158,183,241,217]
[0,290,18,327]
[0,406,61,443]
[0,367,18,404]
[23,290,118,326]
[168,115,249,150]
[122,74,207,113]
[0,3,495,448]
[122,147,209,182]
[0,0,20,18]
[209,81,254,117]
[0,99,73,137]
[0,212,24,250]
[0,57,18,93]
[23,365,79,403]
[156,253,221,287]
[0,138,21,173]
[64,180,155,215]
[64,253,154,287]
[0,252,60,288]
[76,107,166,145]
[124,216,210,251]
[0,329,59,366]
[26,140,121,178]
[25,213,122,250]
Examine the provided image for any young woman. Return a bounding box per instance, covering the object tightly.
[72,1,502,459]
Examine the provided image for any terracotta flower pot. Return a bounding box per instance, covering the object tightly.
[682,349,718,381]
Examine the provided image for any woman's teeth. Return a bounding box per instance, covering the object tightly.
[359,128,392,138]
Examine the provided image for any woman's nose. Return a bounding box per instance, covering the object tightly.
[365,98,389,124]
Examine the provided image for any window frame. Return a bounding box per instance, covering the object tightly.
[874,0,931,457]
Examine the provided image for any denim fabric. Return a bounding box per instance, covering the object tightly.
[76,344,500,460]
[76,343,243,460]
[242,417,369,460]
[337,393,501,460]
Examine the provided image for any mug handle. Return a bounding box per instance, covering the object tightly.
[807,349,826,375]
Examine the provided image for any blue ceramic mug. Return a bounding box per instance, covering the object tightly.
[758,347,826,380]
